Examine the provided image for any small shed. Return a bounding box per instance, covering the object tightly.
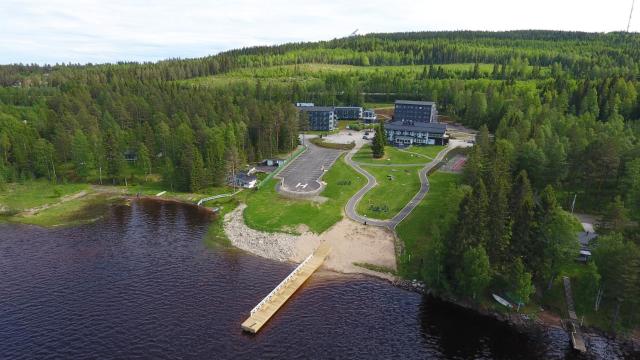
[263,159,286,167]
[577,250,592,263]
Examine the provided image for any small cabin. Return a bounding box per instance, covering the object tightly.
[230,171,257,189]
[124,150,138,162]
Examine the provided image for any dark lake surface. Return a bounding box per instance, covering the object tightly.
[1,199,636,359]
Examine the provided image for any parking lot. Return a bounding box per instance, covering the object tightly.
[277,142,342,194]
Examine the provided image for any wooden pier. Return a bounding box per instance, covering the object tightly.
[241,243,331,333]
[563,276,587,353]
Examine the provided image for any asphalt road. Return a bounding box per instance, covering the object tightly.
[344,142,460,229]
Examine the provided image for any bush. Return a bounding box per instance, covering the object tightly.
[310,137,355,150]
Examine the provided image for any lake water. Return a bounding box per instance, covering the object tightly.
[0,199,635,359]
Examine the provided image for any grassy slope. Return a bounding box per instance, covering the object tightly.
[242,154,366,233]
[353,144,430,165]
[356,165,423,220]
[395,172,464,278]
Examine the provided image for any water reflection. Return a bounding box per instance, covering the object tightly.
[0,200,635,359]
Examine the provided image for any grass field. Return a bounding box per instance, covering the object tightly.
[179,63,544,89]
[353,144,431,165]
[0,181,89,212]
[242,154,366,233]
[0,178,236,227]
[402,145,446,159]
[9,194,124,227]
[395,172,464,278]
[356,164,423,220]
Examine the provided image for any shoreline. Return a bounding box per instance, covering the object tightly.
[3,190,638,350]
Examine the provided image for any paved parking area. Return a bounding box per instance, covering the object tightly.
[277,142,342,193]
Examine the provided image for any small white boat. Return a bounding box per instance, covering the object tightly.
[492,294,513,309]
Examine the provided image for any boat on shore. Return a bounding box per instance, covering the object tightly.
[492,294,513,309]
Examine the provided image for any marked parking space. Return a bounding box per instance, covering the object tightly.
[277,143,342,193]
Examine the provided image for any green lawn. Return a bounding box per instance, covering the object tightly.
[395,172,464,278]
[0,180,89,212]
[357,165,423,220]
[402,145,446,159]
[242,154,366,233]
[353,144,431,165]
[122,181,235,203]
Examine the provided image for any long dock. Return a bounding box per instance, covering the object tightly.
[241,243,331,333]
[563,276,587,353]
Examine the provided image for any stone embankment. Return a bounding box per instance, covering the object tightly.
[223,204,298,263]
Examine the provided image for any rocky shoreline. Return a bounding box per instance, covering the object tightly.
[223,203,299,263]
[391,277,640,355]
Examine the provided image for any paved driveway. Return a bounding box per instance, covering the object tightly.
[277,142,342,194]
[344,142,462,229]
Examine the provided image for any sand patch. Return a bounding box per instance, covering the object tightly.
[223,203,396,280]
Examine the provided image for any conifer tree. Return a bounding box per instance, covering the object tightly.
[190,149,205,192]
[510,170,535,262]
[456,245,491,300]
[508,257,535,306]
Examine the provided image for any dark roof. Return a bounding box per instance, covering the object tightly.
[334,106,363,110]
[578,231,598,248]
[395,100,435,106]
[296,106,334,112]
[237,172,257,182]
[385,120,446,133]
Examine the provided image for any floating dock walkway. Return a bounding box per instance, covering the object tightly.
[241,243,331,333]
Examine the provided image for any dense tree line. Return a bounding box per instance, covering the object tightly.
[1,29,639,329]
[0,77,298,192]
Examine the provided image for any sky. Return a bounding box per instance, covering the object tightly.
[0,0,638,65]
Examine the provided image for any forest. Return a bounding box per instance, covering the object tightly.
[1,30,639,331]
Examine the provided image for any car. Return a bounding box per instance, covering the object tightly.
[362,135,368,140]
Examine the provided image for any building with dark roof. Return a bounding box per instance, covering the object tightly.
[334,106,363,120]
[394,100,438,123]
[229,171,258,188]
[385,120,448,146]
[363,109,377,123]
[385,100,445,146]
[296,105,336,131]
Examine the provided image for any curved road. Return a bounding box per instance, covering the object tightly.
[344,142,460,229]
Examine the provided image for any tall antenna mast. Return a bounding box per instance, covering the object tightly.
[628,0,636,32]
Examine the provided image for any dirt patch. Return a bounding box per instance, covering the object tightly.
[536,309,563,328]
[19,190,88,217]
